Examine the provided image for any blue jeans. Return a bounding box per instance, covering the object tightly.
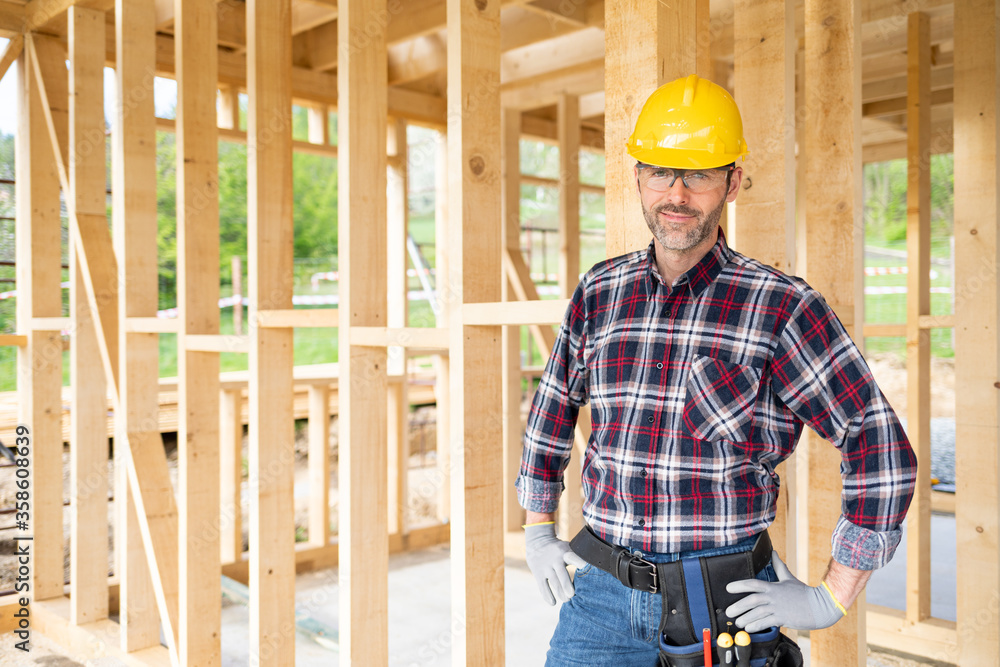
[546,535,778,667]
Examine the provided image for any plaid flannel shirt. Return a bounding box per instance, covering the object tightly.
[516,231,917,570]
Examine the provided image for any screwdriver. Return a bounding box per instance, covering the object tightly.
[717,631,734,666]
[734,630,751,667]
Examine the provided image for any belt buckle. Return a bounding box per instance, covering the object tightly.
[627,552,658,593]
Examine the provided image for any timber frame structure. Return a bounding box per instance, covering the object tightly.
[0,0,996,665]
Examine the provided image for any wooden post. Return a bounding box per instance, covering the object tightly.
[387,117,409,536]
[16,42,64,605]
[338,0,389,664]
[247,0,295,664]
[803,0,865,664]
[218,84,239,130]
[953,0,1000,662]
[232,255,243,335]
[434,130,451,524]
[605,1,696,257]
[501,107,523,537]
[793,47,809,581]
[556,92,583,540]
[307,385,331,546]
[176,0,221,661]
[220,388,244,562]
[114,0,164,650]
[904,10,932,627]
[447,0,504,663]
[308,104,330,146]
[695,0,711,80]
[732,0,796,584]
[68,5,109,627]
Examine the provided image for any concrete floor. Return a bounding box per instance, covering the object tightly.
[211,512,956,666]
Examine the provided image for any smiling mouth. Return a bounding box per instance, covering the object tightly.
[658,210,695,222]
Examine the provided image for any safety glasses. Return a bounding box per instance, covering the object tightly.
[636,164,733,194]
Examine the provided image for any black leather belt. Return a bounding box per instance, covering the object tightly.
[569,525,772,595]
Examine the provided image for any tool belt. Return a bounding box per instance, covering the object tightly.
[569,526,804,667]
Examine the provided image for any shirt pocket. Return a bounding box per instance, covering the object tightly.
[682,355,762,443]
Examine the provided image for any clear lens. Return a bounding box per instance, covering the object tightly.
[639,167,728,193]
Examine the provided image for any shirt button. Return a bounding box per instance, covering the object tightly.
[640,469,647,477]
[638,519,646,527]
[647,415,654,423]
[656,362,663,370]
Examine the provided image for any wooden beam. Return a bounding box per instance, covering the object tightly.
[125,317,179,334]
[307,103,329,145]
[219,388,243,564]
[463,298,568,327]
[447,0,504,663]
[307,385,331,547]
[501,107,524,535]
[953,0,1000,662]
[154,116,339,159]
[338,0,389,663]
[862,87,953,118]
[23,0,114,32]
[0,32,23,83]
[500,26,603,85]
[217,83,239,130]
[732,0,797,587]
[68,5,109,628]
[0,334,28,347]
[905,10,932,627]
[113,0,165,652]
[500,58,604,111]
[605,1,696,257]
[255,308,338,328]
[247,0,296,663]
[16,43,65,604]
[433,130,452,524]
[175,0,221,662]
[803,0,865,664]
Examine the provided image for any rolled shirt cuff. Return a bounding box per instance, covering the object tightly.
[831,515,903,571]
[515,474,564,513]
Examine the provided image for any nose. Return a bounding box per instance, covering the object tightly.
[663,177,690,205]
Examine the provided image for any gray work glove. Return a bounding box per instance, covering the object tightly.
[524,523,589,605]
[724,552,847,632]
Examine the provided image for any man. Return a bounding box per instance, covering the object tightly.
[516,74,917,666]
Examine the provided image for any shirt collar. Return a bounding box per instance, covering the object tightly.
[644,227,732,299]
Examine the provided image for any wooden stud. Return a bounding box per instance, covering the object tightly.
[338,0,389,663]
[732,0,797,585]
[247,0,296,663]
[556,92,584,540]
[905,10,933,626]
[219,388,244,564]
[387,117,409,536]
[218,83,240,130]
[28,34,70,190]
[464,299,569,326]
[175,1,223,658]
[308,104,330,145]
[231,255,243,335]
[16,44,65,605]
[605,1,696,257]
[803,0,865,664]
[307,385,331,547]
[68,5,109,627]
[447,0,505,662]
[0,33,23,83]
[501,106,524,536]
[695,0,710,79]
[114,0,166,652]
[953,0,1000,662]
[434,130,451,524]
[0,334,29,347]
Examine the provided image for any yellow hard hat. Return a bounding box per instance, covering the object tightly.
[627,74,749,169]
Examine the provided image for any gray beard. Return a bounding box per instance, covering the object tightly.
[643,195,727,252]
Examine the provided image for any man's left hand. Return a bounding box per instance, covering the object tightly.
[724,552,846,632]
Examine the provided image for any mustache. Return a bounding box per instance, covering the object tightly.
[653,204,700,217]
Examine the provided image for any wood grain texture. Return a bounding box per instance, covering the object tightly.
[904,10,932,626]
[175,0,221,662]
[114,0,164,651]
[247,0,296,664]
[16,48,65,603]
[953,0,1000,662]
[68,5,109,627]
[803,0,865,664]
[337,0,389,664]
[447,0,504,663]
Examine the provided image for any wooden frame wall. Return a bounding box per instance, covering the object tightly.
[5,2,996,666]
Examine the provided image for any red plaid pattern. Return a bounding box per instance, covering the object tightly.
[516,232,917,570]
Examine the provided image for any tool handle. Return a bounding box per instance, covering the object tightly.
[734,644,751,667]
